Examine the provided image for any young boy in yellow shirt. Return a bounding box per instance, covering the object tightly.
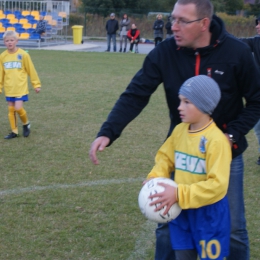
[147,75,232,259]
[0,30,41,139]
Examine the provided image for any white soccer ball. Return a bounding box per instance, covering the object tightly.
[138,177,182,223]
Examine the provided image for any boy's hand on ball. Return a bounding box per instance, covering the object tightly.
[149,183,177,215]
[138,178,181,222]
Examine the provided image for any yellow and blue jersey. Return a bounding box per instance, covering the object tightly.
[147,120,232,258]
[147,120,231,209]
[0,48,41,97]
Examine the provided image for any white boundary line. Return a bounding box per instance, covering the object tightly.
[0,177,144,196]
[127,220,156,260]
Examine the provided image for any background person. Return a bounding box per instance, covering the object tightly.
[0,31,41,139]
[239,16,260,165]
[127,24,140,53]
[165,15,173,38]
[105,13,119,52]
[147,75,231,260]
[89,0,260,259]
[34,15,46,41]
[153,14,164,46]
[119,13,130,52]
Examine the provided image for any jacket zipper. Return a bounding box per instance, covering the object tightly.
[195,52,200,76]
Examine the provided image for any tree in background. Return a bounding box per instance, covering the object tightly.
[225,0,244,14]
[80,0,177,16]
[211,0,226,12]
[78,0,248,17]
[247,0,260,16]
[71,0,260,38]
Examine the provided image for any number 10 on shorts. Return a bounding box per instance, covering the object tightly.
[199,239,221,259]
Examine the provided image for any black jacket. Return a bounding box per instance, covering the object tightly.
[165,21,173,35]
[106,19,119,34]
[240,36,260,68]
[153,19,164,37]
[98,15,260,158]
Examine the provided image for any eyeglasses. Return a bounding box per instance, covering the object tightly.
[171,18,204,27]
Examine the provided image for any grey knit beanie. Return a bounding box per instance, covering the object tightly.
[179,75,221,115]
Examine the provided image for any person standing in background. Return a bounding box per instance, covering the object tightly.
[119,14,130,53]
[165,15,173,38]
[153,14,164,46]
[239,16,260,165]
[105,13,119,52]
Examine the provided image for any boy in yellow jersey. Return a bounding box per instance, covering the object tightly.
[0,30,41,139]
[146,75,232,260]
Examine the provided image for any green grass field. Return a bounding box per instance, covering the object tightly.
[0,49,259,260]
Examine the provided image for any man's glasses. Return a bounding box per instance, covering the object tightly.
[171,18,204,27]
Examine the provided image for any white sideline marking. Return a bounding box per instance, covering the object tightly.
[0,177,144,196]
[127,220,156,260]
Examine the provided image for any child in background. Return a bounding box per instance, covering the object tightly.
[146,75,232,260]
[0,30,41,139]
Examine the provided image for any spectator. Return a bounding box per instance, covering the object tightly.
[105,13,119,52]
[165,15,173,38]
[127,24,140,53]
[34,15,46,41]
[153,14,164,46]
[119,13,130,52]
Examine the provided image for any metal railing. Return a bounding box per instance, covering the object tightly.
[0,1,70,25]
[0,1,70,47]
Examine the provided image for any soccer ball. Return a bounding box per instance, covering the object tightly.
[138,177,182,223]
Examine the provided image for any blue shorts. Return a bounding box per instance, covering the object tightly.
[169,196,230,260]
[6,95,29,102]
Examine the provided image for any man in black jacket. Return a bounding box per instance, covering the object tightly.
[90,0,260,259]
[105,13,119,52]
[240,17,260,165]
[165,15,173,38]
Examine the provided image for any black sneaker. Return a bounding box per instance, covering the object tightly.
[257,156,260,165]
[23,123,31,137]
[4,132,18,139]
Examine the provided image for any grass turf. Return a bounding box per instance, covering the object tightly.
[0,49,259,259]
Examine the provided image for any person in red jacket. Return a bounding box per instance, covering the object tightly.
[127,24,140,53]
